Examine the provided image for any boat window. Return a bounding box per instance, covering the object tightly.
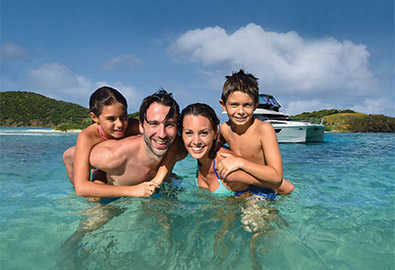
[253,115,270,121]
[269,121,287,125]
[259,95,269,104]
[268,97,280,107]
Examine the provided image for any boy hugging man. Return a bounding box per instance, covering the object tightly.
[216,70,294,195]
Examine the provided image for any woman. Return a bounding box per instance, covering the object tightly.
[180,103,278,199]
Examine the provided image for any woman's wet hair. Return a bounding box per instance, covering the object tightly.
[180,103,220,159]
[89,86,128,116]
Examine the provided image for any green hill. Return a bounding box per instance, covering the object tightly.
[1,91,394,133]
[291,110,395,132]
[291,109,357,121]
[0,91,91,130]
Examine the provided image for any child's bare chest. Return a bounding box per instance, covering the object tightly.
[226,134,264,162]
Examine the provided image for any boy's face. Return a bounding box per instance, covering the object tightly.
[220,91,258,127]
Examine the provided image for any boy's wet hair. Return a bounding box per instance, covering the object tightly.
[180,103,220,160]
[221,69,259,105]
[89,86,128,116]
[139,89,180,125]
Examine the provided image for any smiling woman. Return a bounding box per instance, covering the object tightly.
[180,103,280,199]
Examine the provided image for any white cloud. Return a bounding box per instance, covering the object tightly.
[284,99,335,116]
[351,98,395,116]
[170,23,378,97]
[283,97,395,116]
[0,42,29,61]
[27,63,142,112]
[101,54,142,72]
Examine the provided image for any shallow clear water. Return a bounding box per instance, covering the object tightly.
[1,128,394,269]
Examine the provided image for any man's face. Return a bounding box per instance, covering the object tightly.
[141,102,178,158]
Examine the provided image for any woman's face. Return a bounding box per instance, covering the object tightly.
[182,114,217,160]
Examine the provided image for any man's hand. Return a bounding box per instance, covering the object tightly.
[216,153,243,180]
[131,182,160,197]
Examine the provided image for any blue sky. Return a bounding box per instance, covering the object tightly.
[1,0,394,118]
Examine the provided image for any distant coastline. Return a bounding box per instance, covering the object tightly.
[26,129,82,133]
[1,91,394,133]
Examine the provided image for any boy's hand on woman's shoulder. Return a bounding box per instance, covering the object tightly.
[216,153,243,180]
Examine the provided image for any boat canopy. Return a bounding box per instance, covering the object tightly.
[258,94,281,111]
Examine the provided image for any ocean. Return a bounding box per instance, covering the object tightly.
[0,127,394,269]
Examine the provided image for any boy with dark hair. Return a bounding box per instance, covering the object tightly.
[218,70,294,195]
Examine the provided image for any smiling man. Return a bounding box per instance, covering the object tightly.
[86,90,185,197]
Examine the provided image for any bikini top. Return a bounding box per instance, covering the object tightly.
[99,125,110,141]
[98,125,126,140]
[196,158,234,196]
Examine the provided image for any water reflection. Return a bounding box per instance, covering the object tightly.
[58,183,288,269]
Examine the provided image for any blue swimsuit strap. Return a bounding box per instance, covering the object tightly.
[213,158,221,180]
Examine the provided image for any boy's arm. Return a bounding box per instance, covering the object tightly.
[217,122,285,189]
[217,147,279,189]
[218,148,294,194]
[275,179,294,195]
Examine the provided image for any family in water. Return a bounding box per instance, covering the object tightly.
[63,70,294,201]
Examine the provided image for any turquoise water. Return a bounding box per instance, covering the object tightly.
[1,127,394,270]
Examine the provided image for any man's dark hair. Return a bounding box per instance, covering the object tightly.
[139,89,180,125]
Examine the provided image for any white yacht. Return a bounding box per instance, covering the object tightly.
[253,94,325,143]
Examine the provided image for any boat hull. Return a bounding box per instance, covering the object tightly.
[270,122,325,143]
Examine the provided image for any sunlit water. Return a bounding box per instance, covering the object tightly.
[1,128,394,269]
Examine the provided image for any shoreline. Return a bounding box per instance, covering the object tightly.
[26,129,82,133]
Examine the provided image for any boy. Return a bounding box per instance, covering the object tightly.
[217,70,294,195]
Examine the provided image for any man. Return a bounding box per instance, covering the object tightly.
[75,89,185,198]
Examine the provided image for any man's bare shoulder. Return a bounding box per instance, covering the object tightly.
[90,135,142,171]
[93,135,141,154]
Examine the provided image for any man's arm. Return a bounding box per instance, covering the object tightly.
[74,138,159,198]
